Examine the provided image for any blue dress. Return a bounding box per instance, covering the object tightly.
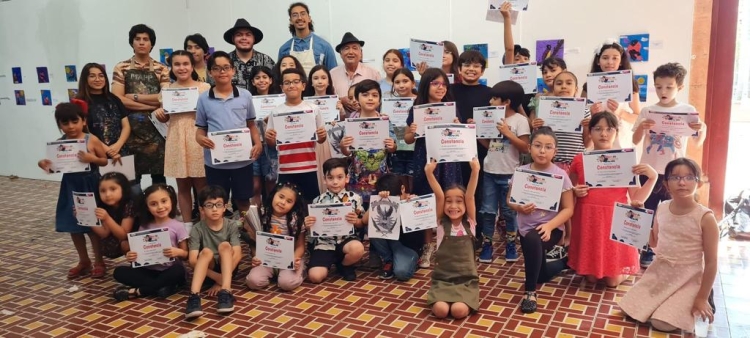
[406,108,462,196]
[55,134,101,233]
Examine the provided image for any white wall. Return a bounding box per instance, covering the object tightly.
[0,0,695,180]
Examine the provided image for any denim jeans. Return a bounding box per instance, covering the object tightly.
[370,238,418,281]
[479,172,517,241]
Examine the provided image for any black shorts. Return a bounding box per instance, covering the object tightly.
[308,237,359,268]
[205,164,254,201]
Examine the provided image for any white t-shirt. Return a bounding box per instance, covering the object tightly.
[632,103,696,174]
[483,112,531,175]
[267,101,324,174]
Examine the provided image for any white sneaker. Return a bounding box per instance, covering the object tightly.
[419,243,434,268]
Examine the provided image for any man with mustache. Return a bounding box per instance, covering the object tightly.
[223,18,275,90]
[330,32,381,111]
[278,2,338,75]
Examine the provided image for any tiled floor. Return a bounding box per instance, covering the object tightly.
[0,176,747,338]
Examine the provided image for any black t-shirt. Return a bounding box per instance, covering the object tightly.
[451,83,493,123]
[87,93,128,146]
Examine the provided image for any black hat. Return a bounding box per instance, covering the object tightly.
[335,32,365,53]
[224,18,264,45]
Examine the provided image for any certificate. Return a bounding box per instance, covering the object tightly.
[486,0,520,24]
[73,191,100,227]
[425,124,478,163]
[256,231,295,270]
[345,116,391,150]
[447,73,455,84]
[399,194,437,233]
[208,128,253,164]
[473,106,505,139]
[46,139,89,173]
[252,94,286,120]
[381,97,414,127]
[304,95,339,123]
[127,227,174,268]
[649,111,700,137]
[583,148,638,188]
[489,0,529,11]
[413,102,457,137]
[536,97,587,133]
[99,155,136,181]
[326,122,347,158]
[368,195,402,240]
[308,203,355,237]
[149,112,168,139]
[272,110,318,145]
[509,168,565,212]
[162,87,199,113]
[586,70,634,103]
[409,39,445,69]
[610,202,654,251]
[499,63,538,94]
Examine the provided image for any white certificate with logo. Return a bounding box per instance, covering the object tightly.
[99,155,136,181]
[413,102,457,137]
[611,202,654,251]
[399,194,438,233]
[73,191,100,227]
[498,63,538,94]
[649,111,700,137]
[256,231,295,270]
[128,227,174,268]
[308,203,355,237]
[509,168,565,212]
[381,97,414,127]
[345,116,391,150]
[272,110,318,145]
[536,97,587,133]
[208,128,253,164]
[409,39,445,69]
[162,87,199,113]
[46,139,89,173]
[304,95,339,123]
[252,94,286,120]
[586,70,634,104]
[489,0,529,11]
[425,124,478,163]
[149,113,168,139]
[447,73,455,84]
[473,106,505,139]
[583,148,638,188]
[368,196,402,240]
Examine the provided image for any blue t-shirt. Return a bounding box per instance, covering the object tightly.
[278,33,338,71]
[195,85,256,169]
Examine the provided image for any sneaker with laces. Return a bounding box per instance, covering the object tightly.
[520,292,538,313]
[546,245,567,262]
[418,243,434,268]
[640,247,655,268]
[505,241,519,262]
[184,293,203,319]
[379,263,394,279]
[478,241,493,263]
[216,289,235,314]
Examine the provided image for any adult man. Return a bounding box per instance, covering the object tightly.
[223,19,275,90]
[112,24,170,189]
[184,33,211,83]
[277,2,337,74]
[330,32,381,108]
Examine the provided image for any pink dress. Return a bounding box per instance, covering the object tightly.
[163,82,211,178]
[568,153,640,278]
[619,201,713,331]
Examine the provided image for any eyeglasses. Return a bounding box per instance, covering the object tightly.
[667,175,699,182]
[531,143,556,151]
[202,202,226,209]
[283,79,303,86]
[430,81,447,88]
[592,126,617,134]
[211,66,232,73]
[291,11,308,18]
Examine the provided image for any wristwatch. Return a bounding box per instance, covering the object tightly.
[134,94,139,102]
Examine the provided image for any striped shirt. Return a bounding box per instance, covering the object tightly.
[552,109,591,164]
[266,101,324,174]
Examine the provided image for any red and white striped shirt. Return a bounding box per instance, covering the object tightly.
[267,101,324,174]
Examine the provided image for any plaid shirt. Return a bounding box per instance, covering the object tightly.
[309,190,363,251]
[229,50,275,90]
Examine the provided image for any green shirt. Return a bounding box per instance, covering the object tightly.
[188,218,241,256]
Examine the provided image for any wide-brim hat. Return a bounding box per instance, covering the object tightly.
[335,32,365,53]
[224,18,264,45]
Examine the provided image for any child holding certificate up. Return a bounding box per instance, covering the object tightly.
[508,127,574,314]
[38,101,109,278]
[90,172,138,261]
[568,112,658,288]
[425,157,480,319]
[619,158,719,334]
[245,182,307,291]
[113,184,188,301]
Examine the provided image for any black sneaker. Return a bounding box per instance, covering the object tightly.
[113,286,131,302]
[340,265,357,282]
[546,245,568,262]
[216,289,235,314]
[185,293,203,319]
[520,292,537,314]
[379,263,394,280]
[156,285,177,299]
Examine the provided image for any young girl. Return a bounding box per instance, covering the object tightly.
[380,49,405,96]
[272,55,305,93]
[154,50,210,230]
[391,68,418,192]
[303,65,338,194]
[619,158,719,333]
[39,102,109,278]
[425,157,480,319]
[568,112,658,287]
[416,41,461,83]
[91,172,138,259]
[527,58,567,118]
[113,184,189,301]
[508,127,574,313]
[405,68,461,268]
[245,182,307,291]
[248,66,281,206]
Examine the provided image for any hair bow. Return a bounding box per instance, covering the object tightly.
[69,98,89,116]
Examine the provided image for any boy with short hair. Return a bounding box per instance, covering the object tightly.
[184,185,242,319]
[303,158,366,282]
[632,62,706,268]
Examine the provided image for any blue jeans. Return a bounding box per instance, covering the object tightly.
[479,172,517,240]
[370,238,418,281]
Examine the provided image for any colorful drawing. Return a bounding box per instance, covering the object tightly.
[635,74,648,102]
[535,39,564,64]
[478,78,487,86]
[64,65,77,82]
[15,90,26,105]
[11,67,22,84]
[537,78,550,94]
[41,90,52,106]
[463,43,489,59]
[398,48,415,71]
[620,34,650,62]
[67,89,79,101]
[36,67,49,83]
[160,48,174,64]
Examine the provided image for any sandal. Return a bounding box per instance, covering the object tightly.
[520,292,538,314]
[67,262,92,278]
[91,262,106,278]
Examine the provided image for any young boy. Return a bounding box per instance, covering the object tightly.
[478,81,531,264]
[303,158,366,282]
[185,185,242,319]
[632,62,706,268]
[265,68,327,202]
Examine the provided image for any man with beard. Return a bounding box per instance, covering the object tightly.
[278,2,337,75]
[223,19,275,90]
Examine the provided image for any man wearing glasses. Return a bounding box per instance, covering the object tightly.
[223,18,275,90]
[278,2,338,74]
